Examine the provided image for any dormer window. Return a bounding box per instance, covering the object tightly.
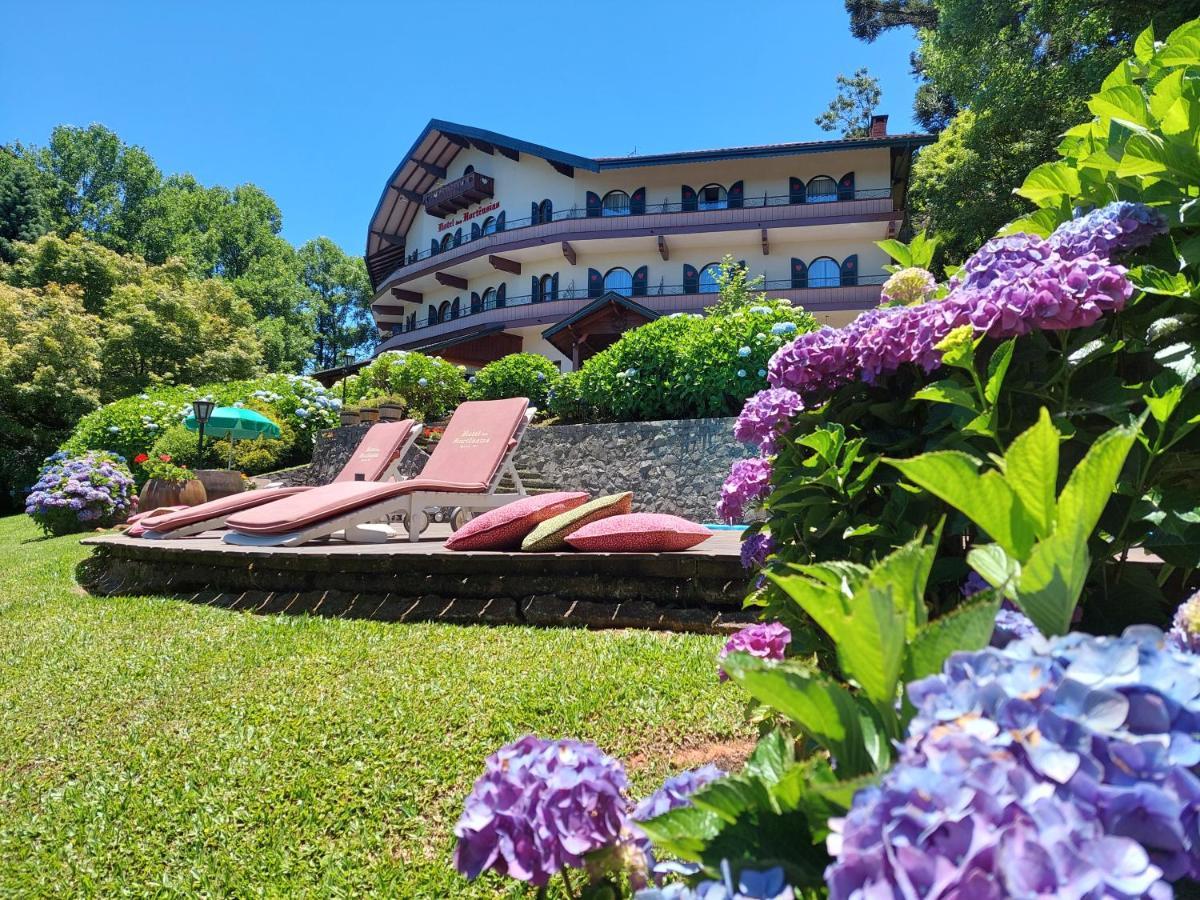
[463,165,474,176]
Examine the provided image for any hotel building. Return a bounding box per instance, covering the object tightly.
[363,118,932,370]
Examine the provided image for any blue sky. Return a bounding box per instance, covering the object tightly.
[0,1,920,256]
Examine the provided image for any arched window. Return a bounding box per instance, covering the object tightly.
[481,216,497,235]
[481,287,497,310]
[438,301,451,323]
[451,297,460,319]
[698,262,722,293]
[440,233,455,252]
[601,191,631,217]
[697,184,727,211]
[806,176,838,203]
[427,306,438,326]
[540,273,555,302]
[809,257,840,287]
[603,267,633,296]
[539,198,553,224]
[464,164,474,176]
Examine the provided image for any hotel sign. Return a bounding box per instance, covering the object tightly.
[438,200,501,232]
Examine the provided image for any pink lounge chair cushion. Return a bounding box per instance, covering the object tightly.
[224,481,415,534]
[124,505,188,536]
[419,398,529,490]
[564,513,713,553]
[445,491,589,551]
[140,486,312,533]
[332,420,418,482]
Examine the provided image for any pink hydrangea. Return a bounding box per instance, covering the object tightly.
[718,621,792,681]
[733,388,803,453]
[716,456,772,523]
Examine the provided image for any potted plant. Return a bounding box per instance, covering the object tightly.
[358,406,380,424]
[339,409,361,426]
[360,394,408,421]
[134,453,207,510]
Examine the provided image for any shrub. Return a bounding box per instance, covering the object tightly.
[466,353,560,410]
[336,351,466,421]
[25,450,137,535]
[545,369,588,422]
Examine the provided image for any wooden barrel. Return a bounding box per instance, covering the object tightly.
[378,403,406,422]
[139,478,207,511]
[340,410,361,426]
[358,407,380,423]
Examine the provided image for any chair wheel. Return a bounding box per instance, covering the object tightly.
[450,507,474,531]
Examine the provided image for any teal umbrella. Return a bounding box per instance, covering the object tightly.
[184,406,281,467]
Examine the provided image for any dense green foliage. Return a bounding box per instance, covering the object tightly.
[466,352,561,410]
[0,514,747,896]
[549,262,818,423]
[814,67,881,137]
[845,0,1200,263]
[337,351,468,422]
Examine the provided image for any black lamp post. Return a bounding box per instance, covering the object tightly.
[340,351,351,404]
[192,399,215,463]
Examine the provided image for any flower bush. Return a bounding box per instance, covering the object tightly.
[133,452,194,484]
[335,351,466,421]
[25,450,136,535]
[60,373,338,480]
[466,352,560,411]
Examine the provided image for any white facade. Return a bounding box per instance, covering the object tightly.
[364,120,929,370]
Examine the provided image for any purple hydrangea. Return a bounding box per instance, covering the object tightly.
[718,621,791,681]
[1167,590,1200,654]
[961,571,990,597]
[732,388,803,453]
[716,457,772,523]
[951,232,1058,292]
[1048,201,1168,261]
[25,451,137,536]
[992,601,1040,648]
[739,532,775,570]
[828,626,1200,895]
[454,736,630,886]
[633,764,727,823]
[637,861,792,899]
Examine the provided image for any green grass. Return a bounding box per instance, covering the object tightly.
[0,515,750,898]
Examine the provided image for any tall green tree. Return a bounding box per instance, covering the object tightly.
[0,155,50,262]
[815,68,882,138]
[296,237,374,371]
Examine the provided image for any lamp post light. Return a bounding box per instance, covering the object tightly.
[192,399,215,463]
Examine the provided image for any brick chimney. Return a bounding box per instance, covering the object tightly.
[869,114,889,137]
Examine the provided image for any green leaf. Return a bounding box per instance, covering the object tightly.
[1159,20,1200,66]
[743,728,793,784]
[1000,207,1067,237]
[1145,384,1184,425]
[765,566,850,642]
[885,452,1036,558]
[913,379,980,412]
[1130,265,1190,296]
[1015,163,1081,205]
[967,543,1021,597]
[1016,528,1090,636]
[1055,421,1140,542]
[1133,24,1156,63]
[985,340,1015,405]
[1003,408,1059,539]
[636,804,722,858]
[721,655,874,776]
[903,593,1003,682]
[1154,342,1200,385]
[875,239,912,268]
[1118,132,1169,177]
[1088,85,1151,129]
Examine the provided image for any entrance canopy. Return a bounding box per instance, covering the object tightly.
[541,292,660,367]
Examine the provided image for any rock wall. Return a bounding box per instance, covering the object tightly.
[514,418,743,521]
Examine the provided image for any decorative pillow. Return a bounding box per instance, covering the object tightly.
[520,492,633,552]
[444,491,589,551]
[564,513,713,553]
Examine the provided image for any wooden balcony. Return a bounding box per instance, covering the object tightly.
[422,171,495,218]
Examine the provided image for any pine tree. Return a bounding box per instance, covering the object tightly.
[0,159,50,262]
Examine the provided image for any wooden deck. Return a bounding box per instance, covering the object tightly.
[79,525,753,634]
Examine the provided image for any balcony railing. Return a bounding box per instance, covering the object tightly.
[422,171,495,217]
[376,276,887,346]
[371,188,895,284]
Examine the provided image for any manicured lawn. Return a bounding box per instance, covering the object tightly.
[0,515,751,898]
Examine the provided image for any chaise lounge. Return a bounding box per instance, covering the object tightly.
[138,419,422,539]
[221,397,534,547]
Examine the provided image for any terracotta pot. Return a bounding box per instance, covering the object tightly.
[358,407,380,423]
[139,477,207,510]
[195,468,245,502]
[340,410,361,426]
[378,403,406,422]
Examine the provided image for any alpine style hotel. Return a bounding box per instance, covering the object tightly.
[363,118,932,370]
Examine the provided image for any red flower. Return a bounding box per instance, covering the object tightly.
[159,454,171,462]
[133,453,149,464]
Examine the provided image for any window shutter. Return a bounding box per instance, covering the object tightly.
[789,177,805,205]
[531,201,540,224]
[531,275,541,302]
[791,258,808,290]
[496,211,506,232]
[471,291,481,314]
[838,172,855,202]
[681,185,697,212]
[632,265,648,297]
[431,238,440,254]
[451,297,460,319]
[496,283,507,307]
[683,264,699,293]
[588,268,603,298]
[737,259,747,274]
[454,228,463,246]
[840,254,858,286]
[471,221,481,240]
[586,191,601,218]
[551,273,559,300]
[728,181,744,209]
[427,306,437,326]
[630,187,646,216]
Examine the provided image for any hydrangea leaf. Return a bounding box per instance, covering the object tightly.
[967,543,1021,598]
[1133,24,1156,64]
[1055,420,1140,545]
[1159,19,1200,66]
[903,594,1003,683]
[1129,265,1190,296]
[984,339,1016,405]
[1016,527,1090,636]
[636,804,722,859]
[876,238,912,268]
[765,565,850,643]
[1003,408,1059,539]
[1015,163,1081,205]
[912,379,980,412]
[1088,85,1152,130]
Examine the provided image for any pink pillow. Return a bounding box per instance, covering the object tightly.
[564,513,712,552]
[444,492,589,551]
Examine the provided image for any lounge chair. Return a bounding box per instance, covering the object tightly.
[222,398,534,547]
[139,420,422,539]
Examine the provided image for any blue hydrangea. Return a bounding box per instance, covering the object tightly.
[770,322,797,336]
[1049,201,1168,261]
[737,346,752,358]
